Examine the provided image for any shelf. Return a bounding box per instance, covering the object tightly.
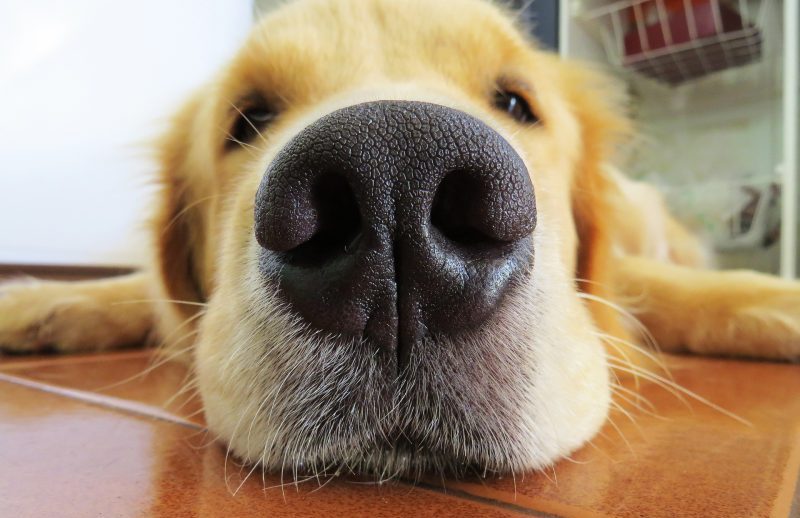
[576,0,775,87]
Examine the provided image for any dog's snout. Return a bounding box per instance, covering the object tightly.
[255,101,536,368]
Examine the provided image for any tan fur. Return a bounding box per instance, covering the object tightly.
[0,273,152,352]
[1,0,798,473]
[612,256,800,359]
[605,166,710,267]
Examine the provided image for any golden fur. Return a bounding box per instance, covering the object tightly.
[1,0,798,475]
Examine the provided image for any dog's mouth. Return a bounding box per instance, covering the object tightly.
[232,304,542,477]
[254,100,536,373]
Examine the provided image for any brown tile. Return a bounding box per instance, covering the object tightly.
[442,355,800,518]
[3,349,799,517]
[0,379,529,517]
[0,350,203,425]
[0,349,152,369]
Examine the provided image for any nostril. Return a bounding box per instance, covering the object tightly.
[283,172,362,267]
[256,100,537,362]
[431,170,502,247]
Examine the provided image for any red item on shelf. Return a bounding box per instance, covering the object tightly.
[623,0,748,57]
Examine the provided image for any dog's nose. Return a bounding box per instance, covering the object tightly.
[255,101,536,368]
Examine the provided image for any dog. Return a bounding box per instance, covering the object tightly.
[1,0,798,478]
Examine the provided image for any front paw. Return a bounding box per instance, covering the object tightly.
[0,279,58,353]
[737,281,800,360]
[0,278,145,354]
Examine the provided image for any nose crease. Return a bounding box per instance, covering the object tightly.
[254,101,536,372]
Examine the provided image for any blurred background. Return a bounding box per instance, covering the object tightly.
[0,0,797,277]
[0,0,253,268]
[569,0,798,278]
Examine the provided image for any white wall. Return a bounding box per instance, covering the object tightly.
[0,0,253,267]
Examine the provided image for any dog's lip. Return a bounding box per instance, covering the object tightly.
[258,236,534,371]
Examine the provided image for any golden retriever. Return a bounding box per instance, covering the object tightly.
[1,0,798,477]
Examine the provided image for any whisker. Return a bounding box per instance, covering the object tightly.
[179,404,207,422]
[604,414,636,456]
[223,133,260,158]
[607,358,690,408]
[607,359,751,426]
[233,460,262,496]
[538,465,556,485]
[185,427,217,450]
[510,468,519,496]
[560,454,592,465]
[150,334,198,367]
[584,436,618,463]
[162,194,222,234]
[224,396,262,494]
[112,298,208,308]
[280,448,290,502]
[549,465,557,488]
[308,473,338,494]
[156,309,206,345]
[578,291,661,353]
[94,339,197,393]
[263,474,318,492]
[596,331,673,381]
[600,333,642,391]
[611,383,659,413]
[228,100,270,146]
[575,277,649,306]
[609,399,645,438]
[610,385,667,420]
[607,357,624,390]
[161,375,201,410]
[96,329,200,414]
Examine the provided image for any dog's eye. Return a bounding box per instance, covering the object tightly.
[494,90,538,124]
[227,105,275,149]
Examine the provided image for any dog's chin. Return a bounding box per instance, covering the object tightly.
[195,228,611,476]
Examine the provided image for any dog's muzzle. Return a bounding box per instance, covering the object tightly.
[254,101,536,370]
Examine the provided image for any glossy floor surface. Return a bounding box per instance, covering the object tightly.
[1,350,799,517]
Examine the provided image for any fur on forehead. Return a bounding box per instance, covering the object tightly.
[219,0,533,109]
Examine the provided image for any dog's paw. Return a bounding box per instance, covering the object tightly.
[0,277,152,354]
[0,279,103,353]
[679,272,800,361]
[733,278,800,360]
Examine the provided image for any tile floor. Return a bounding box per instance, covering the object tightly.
[1,350,798,517]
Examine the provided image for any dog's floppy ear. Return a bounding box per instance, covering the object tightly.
[561,64,633,342]
[150,92,210,326]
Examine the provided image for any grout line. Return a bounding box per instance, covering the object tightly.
[0,372,203,431]
[408,480,561,517]
[418,479,613,518]
[2,372,547,515]
[1,363,553,515]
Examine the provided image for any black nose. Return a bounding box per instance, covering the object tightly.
[255,101,536,369]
